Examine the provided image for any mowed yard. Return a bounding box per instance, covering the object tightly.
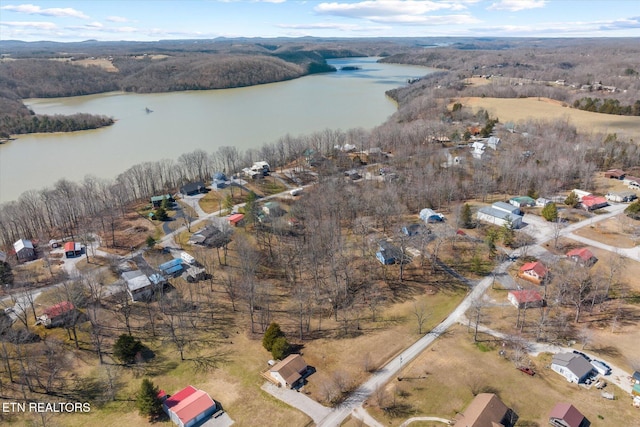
[455,97,640,140]
[365,325,639,427]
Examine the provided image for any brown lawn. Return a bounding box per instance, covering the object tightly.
[365,325,639,427]
[455,97,640,140]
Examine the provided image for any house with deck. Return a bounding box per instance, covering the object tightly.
[508,289,543,309]
[268,354,311,389]
[518,261,548,284]
[38,301,76,328]
[566,247,598,267]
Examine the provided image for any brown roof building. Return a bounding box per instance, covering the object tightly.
[269,354,310,389]
[453,393,516,427]
[548,403,589,427]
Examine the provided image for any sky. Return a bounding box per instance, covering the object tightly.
[0,0,639,42]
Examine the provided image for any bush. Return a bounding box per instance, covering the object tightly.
[113,334,144,365]
[625,200,640,220]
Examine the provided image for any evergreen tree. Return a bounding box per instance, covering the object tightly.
[244,191,259,224]
[262,322,285,352]
[500,216,515,247]
[136,378,164,421]
[113,334,144,365]
[0,262,13,286]
[625,200,640,220]
[271,336,290,360]
[564,192,579,208]
[541,202,559,222]
[154,206,169,221]
[460,203,473,229]
[146,235,156,249]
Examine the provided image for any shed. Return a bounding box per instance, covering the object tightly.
[13,239,35,261]
[493,201,521,215]
[548,403,589,427]
[508,289,543,308]
[63,242,83,258]
[536,197,552,207]
[163,385,217,427]
[262,201,286,217]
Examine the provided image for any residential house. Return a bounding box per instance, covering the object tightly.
[452,393,516,427]
[605,191,637,203]
[548,403,589,427]
[211,172,228,189]
[269,354,311,389]
[487,136,501,150]
[508,290,544,309]
[151,194,173,207]
[566,248,598,267]
[185,266,206,283]
[376,241,406,265]
[493,202,521,216]
[122,270,154,302]
[180,181,206,196]
[419,208,445,223]
[38,301,76,328]
[262,201,286,217]
[188,224,227,247]
[476,204,523,229]
[63,242,83,258]
[509,196,535,208]
[13,239,35,261]
[251,161,270,175]
[471,141,486,159]
[604,169,625,180]
[536,197,552,207]
[580,195,608,211]
[159,258,184,277]
[623,176,640,190]
[518,261,549,284]
[402,224,424,237]
[163,385,218,427]
[228,213,245,227]
[551,353,594,383]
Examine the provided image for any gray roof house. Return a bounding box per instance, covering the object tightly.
[476,205,523,229]
[13,239,36,261]
[122,270,154,302]
[551,353,594,383]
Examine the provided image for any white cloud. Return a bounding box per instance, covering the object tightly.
[0,21,57,30]
[0,4,89,19]
[315,1,461,18]
[106,16,130,23]
[488,0,546,12]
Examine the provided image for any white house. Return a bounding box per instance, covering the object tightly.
[551,353,594,383]
[487,136,501,150]
[476,203,523,229]
[122,270,154,302]
[269,354,310,389]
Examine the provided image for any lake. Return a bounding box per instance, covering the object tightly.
[0,58,431,203]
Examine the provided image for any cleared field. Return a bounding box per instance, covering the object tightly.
[456,97,640,140]
[365,325,639,427]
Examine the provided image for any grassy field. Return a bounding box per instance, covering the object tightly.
[365,325,639,427]
[455,97,640,140]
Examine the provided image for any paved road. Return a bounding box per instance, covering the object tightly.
[316,259,513,427]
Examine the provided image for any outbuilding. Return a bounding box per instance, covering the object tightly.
[419,208,444,223]
[476,206,523,229]
[63,242,83,258]
[13,239,36,261]
[163,385,218,427]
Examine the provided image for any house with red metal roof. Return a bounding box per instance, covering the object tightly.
[548,402,589,427]
[566,248,598,267]
[580,195,608,211]
[508,290,544,309]
[163,385,218,427]
[227,213,244,227]
[517,261,548,284]
[38,301,76,328]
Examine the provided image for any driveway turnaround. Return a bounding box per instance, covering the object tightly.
[261,382,332,425]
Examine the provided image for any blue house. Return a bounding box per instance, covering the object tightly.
[159,258,184,277]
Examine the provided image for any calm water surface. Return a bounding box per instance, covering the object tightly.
[0,58,431,202]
